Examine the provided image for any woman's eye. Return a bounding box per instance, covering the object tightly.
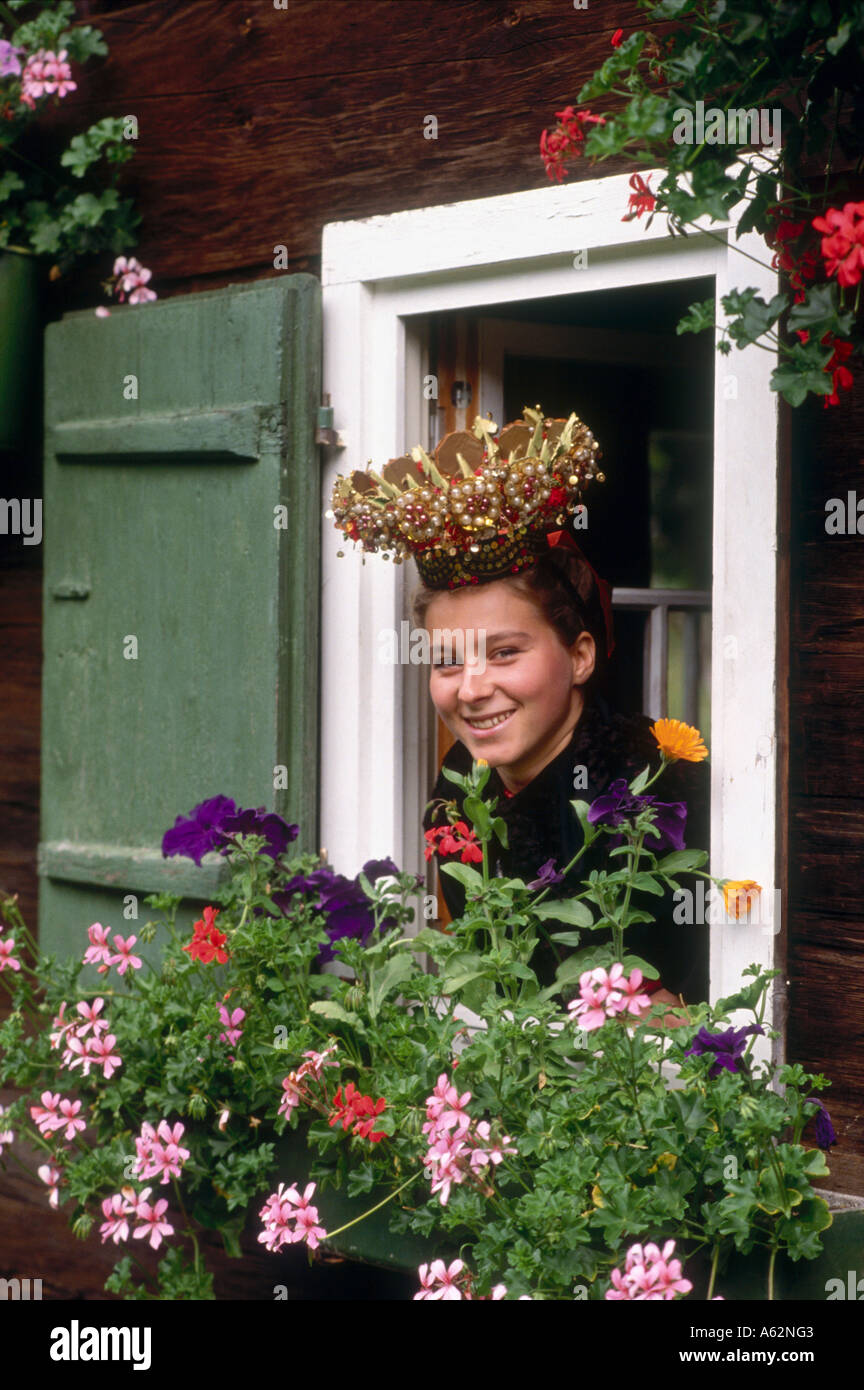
[492,647,518,659]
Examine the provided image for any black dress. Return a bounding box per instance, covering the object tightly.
[422,692,710,1002]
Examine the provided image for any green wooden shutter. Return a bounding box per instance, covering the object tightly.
[39,277,321,954]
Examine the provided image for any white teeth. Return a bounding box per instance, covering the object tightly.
[467,711,513,729]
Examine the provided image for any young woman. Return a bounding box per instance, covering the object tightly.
[416,543,710,1014]
[329,405,710,1016]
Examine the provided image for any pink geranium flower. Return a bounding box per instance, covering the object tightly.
[605,964,653,1018]
[83,923,114,973]
[64,1032,98,1076]
[218,1004,246,1047]
[567,964,647,1031]
[0,936,21,972]
[89,1033,123,1079]
[49,1002,73,1049]
[30,1090,62,1136]
[57,1097,86,1141]
[38,1162,63,1208]
[469,1120,517,1171]
[100,1192,134,1245]
[277,1042,339,1120]
[414,1259,466,1301]
[75,998,109,1037]
[112,256,158,305]
[291,1203,327,1249]
[567,967,621,1031]
[421,1073,518,1207]
[109,934,142,975]
[156,1120,190,1155]
[40,49,76,99]
[258,1180,327,1252]
[606,1239,693,1300]
[132,1188,175,1250]
[422,1073,472,1137]
[299,1043,339,1080]
[130,1119,189,1183]
[0,1105,15,1156]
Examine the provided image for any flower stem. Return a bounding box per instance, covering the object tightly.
[322,1172,417,1242]
[767,1243,777,1301]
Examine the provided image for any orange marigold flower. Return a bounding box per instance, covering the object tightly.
[650,719,708,763]
[721,880,762,919]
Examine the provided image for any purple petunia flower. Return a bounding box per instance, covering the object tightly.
[359,857,401,884]
[805,1097,837,1149]
[273,858,402,963]
[684,1024,764,1078]
[162,795,298,865]
[161,795,239,866]
[527,858,566,891]
[0,40,23,78]
[587,778,688,852]
[219,806,298,860]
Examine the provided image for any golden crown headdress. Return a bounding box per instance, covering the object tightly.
[326,405,604,589]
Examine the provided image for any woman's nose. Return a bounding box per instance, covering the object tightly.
[457,659,493,703]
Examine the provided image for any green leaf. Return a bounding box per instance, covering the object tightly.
[309,1000,361,1027]
[440,951,487,994]
[788,283,854,339]
[657,849,708,874]
[826,18,852,54]
[440,861,484,893]
[549,930,584,947]
[628,764,651,794]
[552,954,596,988]
[507,962,537,982]
[28,218,62,255]
[770,342,834,406]
[722,288,788,347]
[367,951,414,1021]
[60,119,129,179]
[463,794,491,837]
[533,898,594,927]
[0,172,26,202]
[441,967,485,993]
[570,799,598,846]
[627,872,666,896]
[677,298,715,335]
[621,953,659,980]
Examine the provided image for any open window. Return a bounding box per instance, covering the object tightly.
[321,169,780,1018]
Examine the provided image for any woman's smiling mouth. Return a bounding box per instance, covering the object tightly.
[463,709,517,733]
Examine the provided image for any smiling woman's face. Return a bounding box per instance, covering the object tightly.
[425,581,596,792]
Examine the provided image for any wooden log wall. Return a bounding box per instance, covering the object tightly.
[787,370,864,1195]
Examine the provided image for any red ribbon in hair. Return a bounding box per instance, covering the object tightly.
[545,530,616,659]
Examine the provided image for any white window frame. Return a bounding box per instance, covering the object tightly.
[320,168,780,1029]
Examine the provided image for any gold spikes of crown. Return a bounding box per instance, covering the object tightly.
[326,405,604,589]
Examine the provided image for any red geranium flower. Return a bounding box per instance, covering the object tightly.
[540,106,606,183]
[821,334,854,408]
[183,905,230,964]
[812,201,864,289]
[329,1083,388,1143]
[622,173,655,222]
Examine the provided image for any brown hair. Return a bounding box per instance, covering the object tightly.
[411,547,610,692]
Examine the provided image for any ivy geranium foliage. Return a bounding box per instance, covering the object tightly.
[0,725,840,1300]
[541,0,864,408]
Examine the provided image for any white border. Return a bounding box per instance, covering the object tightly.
[321,169,779,1022]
